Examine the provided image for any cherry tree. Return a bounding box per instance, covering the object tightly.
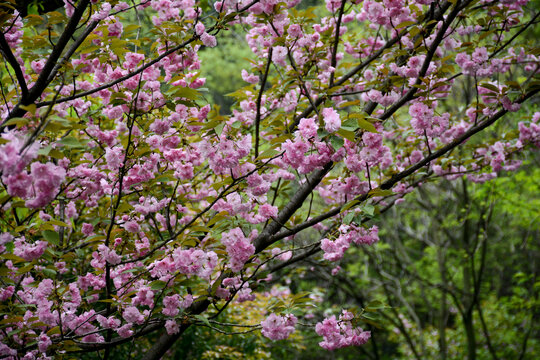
[0,0,538,358]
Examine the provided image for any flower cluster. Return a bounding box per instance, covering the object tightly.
[321,224,379,261]
[261,313,297,340]
[315,310,371,350]
[221,228,256,272]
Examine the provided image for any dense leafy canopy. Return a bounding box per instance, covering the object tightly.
[0,0,538,358]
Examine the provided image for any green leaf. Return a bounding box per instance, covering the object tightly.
[193,314,211,327]
[149,280,167,290]
[343,212,355,225]
[341,200,359,213]
[396,20,415,29]
[479,83,500,93]
[357,119,377,133]
[214,122,225,137]
[20,104,36,114]
[37,145,52,156]
[173,87,199,100]
[368,188,394,197]
[2,117,28,128]
[42,230,60,246]
[14,225,27,232]
[58,137,87,148]
[257,148,281,159]
[46,219,70,227]
[362,204,375,217]
[337,128,356,142]
[341,118,359,131]
[329,135,344,150]
[17,263,34,274]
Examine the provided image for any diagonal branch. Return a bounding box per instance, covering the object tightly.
[255,47,273,159]
[254,161,333,252]
[269,88,539,244]
[8,0,91,119]
[0,31,28,100]
[328,0,347,87]
[45,19,100,85]
[2,0,264,126]
[288,1,453,131]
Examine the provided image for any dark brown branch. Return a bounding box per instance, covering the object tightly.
[268,242,321,274]
[288,0,453,131]
[0,32,29,100]
[269,88,539,243]
[255,47,272,159]
[490,11,540,59]
[2,0,91,122]
[2,0,264,126]
[253,161,333,252]
[45,19,100,85]
[378,0,471,122]
[328,0,347,87]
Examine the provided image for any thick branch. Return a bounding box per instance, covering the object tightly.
[0,32,28,100]
[45,19,100,85]
[328,0,347,87]
[254,161,333,252]
[378,0,470,121]
[3,0,91,121]
[255,47,273,159]
[270,88,539,243]
[2,0,263,125]
[288,1,453,131]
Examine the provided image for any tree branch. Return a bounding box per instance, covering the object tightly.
[255,47,272,159]
[3,0,91,122]
[0,31,28,101]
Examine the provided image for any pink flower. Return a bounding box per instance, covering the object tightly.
[331,266,341,276]
[241,69,259,84]
[272,46,288,67]
[123,220,140,233]
[123,306,145,324]
[117,324,133,338]
[26,162,66,209]
[96,315,121,329]
[108,21,123,37]
[31,59,46,74]
[38,333,52,353]
[501,96,521,112]
[165,320,180,334]
[105,147,124,170]
[5,172,32,198]
[98,244,122,265]
[221,228,255,272]
[124,52,145,70]
[298,117,318,139]
[81,223,94,236]
[261,313,297,340]
[195,22,205,36]
[14,237,47,261]
[472,47,488,64]
[322,108,341,133]
[162,294,181,317]
[0,286,14,301]
[201,32,217,47]
[315,312,371,350]
[172,248,218,279]
[259,204,278,219]
[63,0,74,17]
[288,24,302,38]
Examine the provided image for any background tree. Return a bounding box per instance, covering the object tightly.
[299,163,539,360]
